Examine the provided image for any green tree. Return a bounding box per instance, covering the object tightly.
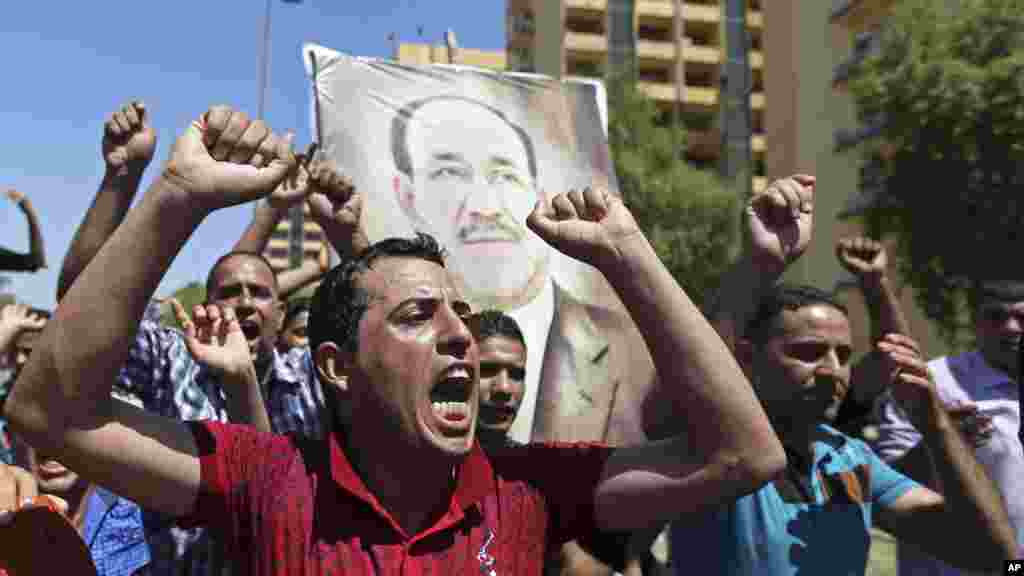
[606,74,741,305]
[159,282,206,329]
[848,0,1024,348]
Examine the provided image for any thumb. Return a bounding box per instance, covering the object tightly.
[526,199,558,242]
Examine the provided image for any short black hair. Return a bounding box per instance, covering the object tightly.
[470,310,526,348]
[391,95,538,182]
[284,298,311,327]
[746,283,849,344]
[309,233,447,355]
[973,279,1024,307]
[205,251,279,296]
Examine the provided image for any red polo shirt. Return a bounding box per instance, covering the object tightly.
[180,421,615,575]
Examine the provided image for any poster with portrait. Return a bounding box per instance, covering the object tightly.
[304,43,654,445]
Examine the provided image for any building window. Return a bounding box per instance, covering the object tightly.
[510,10,535,36]
[509,46,535,72]
[566,16,605,35]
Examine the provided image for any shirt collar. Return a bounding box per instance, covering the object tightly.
[951,350,1015,390]
[327,430,495,514]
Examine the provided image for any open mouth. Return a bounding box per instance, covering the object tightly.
[239,320,261,343]
[479,403,518,423]
[429,364,474,431]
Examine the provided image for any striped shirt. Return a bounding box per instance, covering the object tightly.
[118,302,326,576]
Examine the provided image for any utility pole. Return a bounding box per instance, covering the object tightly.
[720,0,752,199]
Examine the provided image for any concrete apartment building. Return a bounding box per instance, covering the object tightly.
[505,0,769,194]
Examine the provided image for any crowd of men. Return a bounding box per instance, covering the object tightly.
[0,98,1019,576]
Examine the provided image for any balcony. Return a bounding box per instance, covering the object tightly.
[682,3,720,24]
[565,31,606,54]
[637,39,675,61]
[830,0,897,33]
[687,129,767,159]
[565,0,608,11]
[637,81,766,110]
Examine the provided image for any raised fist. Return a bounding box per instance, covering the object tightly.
[744,174,815,276]
[103,101,157,176]
[526,186,640,270]
[162,105,295,212]
[305,157,368,257]
[836,236,887,281]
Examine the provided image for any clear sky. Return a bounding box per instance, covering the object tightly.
[0,0,506,310]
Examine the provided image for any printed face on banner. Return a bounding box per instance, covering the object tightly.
[394,97,550,311]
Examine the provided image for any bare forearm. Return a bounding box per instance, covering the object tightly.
[232,202,286,254]
[222,367,272,433]
[918,396,1016,560]
[862,275,911,341]
[57,171,142,301]
[277,260,323,298]
[604,234,784,477]
[18,202,46,270]
[6,176,204,442]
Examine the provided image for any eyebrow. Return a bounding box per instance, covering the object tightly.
[431,152,469,164]
[489,156,524,171]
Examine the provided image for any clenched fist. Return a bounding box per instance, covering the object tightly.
[744,174,815,276]
[103,101,157,176]
[162,105,296,212]
[526,187,641,270]
[836,236,887,283]
[305,157,368,257]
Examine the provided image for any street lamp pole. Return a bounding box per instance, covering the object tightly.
[258,0,305,270]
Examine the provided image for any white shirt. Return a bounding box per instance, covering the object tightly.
[505,279,555,444]
[875,350,1024,575]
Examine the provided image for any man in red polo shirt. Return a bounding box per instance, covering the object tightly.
[3,105,787,575]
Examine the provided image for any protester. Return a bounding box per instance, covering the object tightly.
[876,279,1024,573]
[12,416,152,576]
[469,310,528,449]
[50,101,362,576]
[0,190,46,273]
[831,236,913,438]
[4,104,786,575]
[0,304,46,465]
[652,175,1016,574]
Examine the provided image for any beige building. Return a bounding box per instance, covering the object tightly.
[263,203,329,276]
[506,0,768,193]
[396,42,507,69]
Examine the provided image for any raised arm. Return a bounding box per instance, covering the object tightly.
[526,188,786,531]
[644,175,815,441]
[874,333,1016,571]
[4,106,295,518]
[837,237,912,410]
[231,145,310,254]
[57,101,156,301]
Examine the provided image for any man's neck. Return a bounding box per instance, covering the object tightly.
[341,428,458,535]
[53,483,91,534]
[773,417,818,470]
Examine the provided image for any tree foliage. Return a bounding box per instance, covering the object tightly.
[606,75,741,306]
[848,0,1024,347]
[159,282,206,329]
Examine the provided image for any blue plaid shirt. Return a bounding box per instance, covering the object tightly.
[0,368,14,465]
[117,302,327,576]
[82,488,153,576]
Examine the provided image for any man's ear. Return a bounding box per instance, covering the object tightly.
[394,174,417,222]
[274,299,286,333]
[315,341,351,393]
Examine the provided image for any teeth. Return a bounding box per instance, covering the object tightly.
[432,401,470,418]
